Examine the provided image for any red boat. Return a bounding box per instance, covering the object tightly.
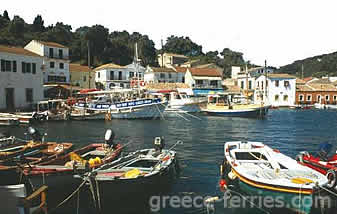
[296,143,337,191]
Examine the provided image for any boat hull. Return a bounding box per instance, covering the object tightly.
[109,102,166,119]
[85,160,178,212]
[205,106,268,118]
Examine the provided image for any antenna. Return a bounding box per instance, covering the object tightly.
[301,64,304,79]
[265,60,267,104]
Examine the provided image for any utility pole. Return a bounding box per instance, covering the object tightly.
[301,64,304,79]
[161,39,164,68]
[87,40,91,89]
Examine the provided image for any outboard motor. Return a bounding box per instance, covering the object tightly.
[27,127,43,142]
[317,143,333,161]
[105,129,116,148]
[154,137,165,153]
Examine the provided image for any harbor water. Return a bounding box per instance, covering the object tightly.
[1,109,337,214]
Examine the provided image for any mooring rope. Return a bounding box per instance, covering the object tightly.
[49,179,87,213]
[96,178,101,212]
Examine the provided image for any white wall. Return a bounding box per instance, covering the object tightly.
[254,75,296,106]
[25,40,70,83]
[184,70,195,88]
[231,66,241,79]
[0,52,44,110]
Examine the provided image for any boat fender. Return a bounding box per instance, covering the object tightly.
[228,170,237,180]
[326,169,337,189]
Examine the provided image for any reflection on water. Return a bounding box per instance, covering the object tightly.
[1,109,337,213]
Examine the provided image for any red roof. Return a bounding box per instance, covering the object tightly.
[188,68,221,77]
[174,67,188,73]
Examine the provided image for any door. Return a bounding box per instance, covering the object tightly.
[5,88,15,111]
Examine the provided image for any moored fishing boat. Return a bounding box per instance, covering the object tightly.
[219,141,328,214]
[203,92,269,118]
[296,143,337,193]
[75,137,179,212]
[22,129,122,210]
[0,127,73,185]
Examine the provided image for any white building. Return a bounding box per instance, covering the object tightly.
[157,53,188,67]
[24,40,70,84]
[94,62,145,90]
[0,45,44,110]
[144,66,185,84]
[184,68,222,89]
[254,73,296,107]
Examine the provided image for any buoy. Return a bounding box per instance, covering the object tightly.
[219,179,227,190]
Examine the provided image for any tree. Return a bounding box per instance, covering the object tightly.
[9,16,25,38]
[85,25,109,65]
[219,48,245,78]
[32,15,44,32]
[163,35,203,56]
[3,10,10,21]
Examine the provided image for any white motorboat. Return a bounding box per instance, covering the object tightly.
[219,141,328,214]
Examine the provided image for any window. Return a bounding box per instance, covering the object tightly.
[129,72,134,78]
[325,95,329,101]
[49,48,54,58]
[283,95,288,101]
[284,81,290,87]
[334,95,337,101]
[160,73,165,79]
[59,49,63,59]
[307,95,312,101]
[22,62,26,73]
[0,59,5,71]
[275,95,279,101]
[83,75,86,82]
[299,95,304,101]
[26,63,31,73]
[59,63,64,69]
[98,72,101,78]
[32,63,36,74]
[5,60,11,72]
[261,81,264,90]
[12,61,17,72]
[26,88,33,102]
[275,80,279,87]
[266,80,268,87]
[118,71,122,80]
[50,62,55,68]
[248,80,252,90]
[196,80,203,85]
[47,75,66,82]
[257,82,259,87]
[168,73,172,79]
[210,80,218,86]
[240,81,244,89]
[317,95,321,102]
[110,71,114,80]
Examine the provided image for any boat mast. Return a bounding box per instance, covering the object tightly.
[134,43,141,95]
[264,60,267,105]
[245,64,249,104]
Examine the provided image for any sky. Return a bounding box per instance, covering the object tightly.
[1,0,337,67]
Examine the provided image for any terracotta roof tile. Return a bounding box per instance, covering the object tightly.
[188,68,222,77]
[69,64,92,73]
[94,63,125,71]
[296,78,306,84]
[163,53,188,58]
[37,41,67,48]
[0,45,43,57]
[267,73,296,79]
[150,67,176,73]
[307,83,337,91]
[174,67,188,73]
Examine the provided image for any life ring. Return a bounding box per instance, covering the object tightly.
[140,81,145,87]
[326,169,337,189]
